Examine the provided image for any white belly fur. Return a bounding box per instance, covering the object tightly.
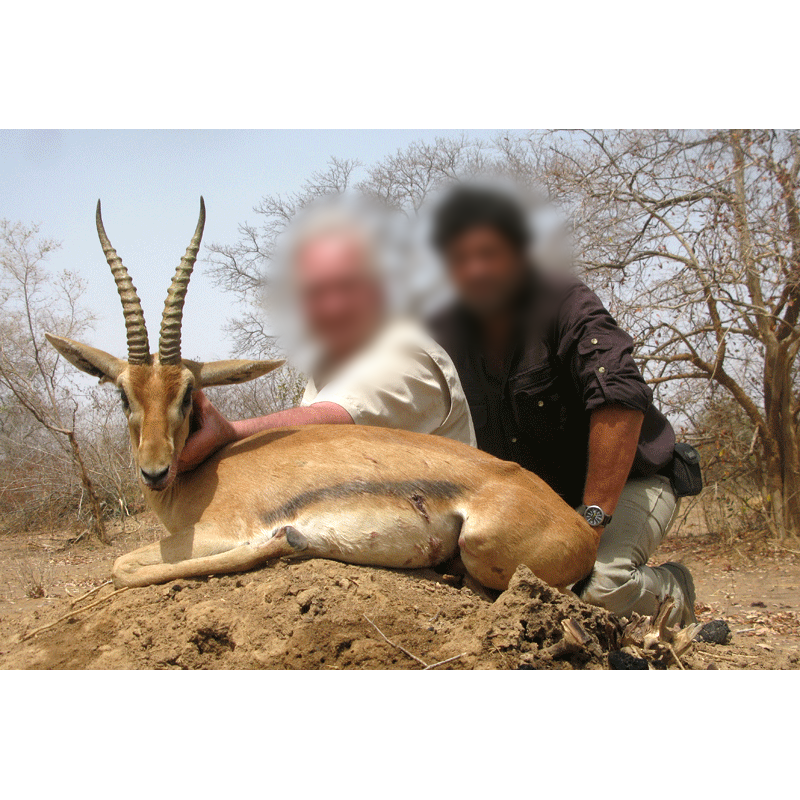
[259,496,463,569]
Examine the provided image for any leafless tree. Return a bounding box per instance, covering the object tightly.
[204,138,506,356]
[534,129,800,540]
[0,220,110,543]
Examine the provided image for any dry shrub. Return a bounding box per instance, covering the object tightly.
[690,487,768,545]
[688,393,769,542]
[10,554,54,599]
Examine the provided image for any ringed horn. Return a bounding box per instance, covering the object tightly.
[158,197,206,365]
[96,200,151,364]
[96,197,206,365]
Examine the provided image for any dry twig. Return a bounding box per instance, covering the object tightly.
[362,614,466,670]
[423,654,467,670]
[69,579,112,607]
[22,586,129,641]
[667,644,686,670]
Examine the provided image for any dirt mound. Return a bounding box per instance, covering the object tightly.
[4,520,799,669]
[1,560,629,670]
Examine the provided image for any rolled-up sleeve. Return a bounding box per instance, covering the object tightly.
[555,280,652,414]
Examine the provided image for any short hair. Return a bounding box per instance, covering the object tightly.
[431,185,532,253]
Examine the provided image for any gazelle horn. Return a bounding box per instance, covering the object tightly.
[96,200,151,365]
[158,197,206,365]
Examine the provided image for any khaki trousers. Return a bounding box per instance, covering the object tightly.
[578,474,687,626]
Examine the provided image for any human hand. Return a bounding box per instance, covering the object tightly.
[178,390,237,473]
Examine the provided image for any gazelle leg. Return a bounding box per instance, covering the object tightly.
[112,523,303,588]
[457,482,598,591]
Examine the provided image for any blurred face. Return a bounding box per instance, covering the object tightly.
[294,232,384,360]
[443,225,525,317]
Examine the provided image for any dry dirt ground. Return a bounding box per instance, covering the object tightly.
[0,513,798,669]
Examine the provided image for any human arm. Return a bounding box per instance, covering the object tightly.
[554,279,653,530]
[177,390,353,473]
[582,405,644,535]
[179,323,455,472]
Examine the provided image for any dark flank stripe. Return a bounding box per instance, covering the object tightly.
[261,479,465,528]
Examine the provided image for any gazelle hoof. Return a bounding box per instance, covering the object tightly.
[281,525,308,551]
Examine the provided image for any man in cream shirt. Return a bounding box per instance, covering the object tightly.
[301,317,474,445]
[178,208,474,471]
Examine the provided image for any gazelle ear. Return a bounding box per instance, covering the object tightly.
[45,334,127,382]
[185,358,285,387]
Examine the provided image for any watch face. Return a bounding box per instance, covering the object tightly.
[584,505,605,527]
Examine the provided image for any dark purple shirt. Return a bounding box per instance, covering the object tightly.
[429,270,675,507]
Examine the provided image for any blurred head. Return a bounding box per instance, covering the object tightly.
[432,186,531,317]
[292,225,385,361]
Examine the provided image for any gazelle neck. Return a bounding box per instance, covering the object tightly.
[140,479,182,531]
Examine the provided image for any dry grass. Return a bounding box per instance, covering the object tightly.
[9,553,55,599]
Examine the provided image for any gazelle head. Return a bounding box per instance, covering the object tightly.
[46,199,283,491]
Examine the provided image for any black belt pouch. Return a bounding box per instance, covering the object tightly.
[668,442,703,497]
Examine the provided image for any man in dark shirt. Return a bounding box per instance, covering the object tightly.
[429,185,697,626]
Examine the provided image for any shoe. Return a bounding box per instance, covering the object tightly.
[662,562,697,626]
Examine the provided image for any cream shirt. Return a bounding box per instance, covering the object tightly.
[301,318,476,447]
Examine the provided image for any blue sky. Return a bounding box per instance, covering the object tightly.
[1,130,501,360]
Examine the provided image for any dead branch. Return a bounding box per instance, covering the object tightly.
[22,586,129,641]
[423,653,468,670]
[69,579,112,607]
[666,644,686,670]
[545,618,598,659]
[620,596,703,668]
[362,614,466,670]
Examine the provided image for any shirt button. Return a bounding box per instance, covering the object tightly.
[537,400,544,407]
[511,437,517,443]
[591,338,598,345]
[598,366,606,373]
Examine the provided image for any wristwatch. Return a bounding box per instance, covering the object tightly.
[577,504,612,528]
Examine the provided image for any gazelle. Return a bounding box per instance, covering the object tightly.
[47,199,599,591]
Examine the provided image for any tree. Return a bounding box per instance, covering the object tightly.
[0,220,110,543]
[535,129,800,540]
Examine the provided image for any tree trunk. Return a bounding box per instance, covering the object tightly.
[66,431,110,545]
[760,375,800,541]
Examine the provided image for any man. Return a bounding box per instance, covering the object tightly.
[428,185,696,626]
[179,207,475,474]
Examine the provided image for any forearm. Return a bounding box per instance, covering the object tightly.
[583,405,644,516]
[229,402,354,441]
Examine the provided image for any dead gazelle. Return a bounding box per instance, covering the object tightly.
[47,199,599,590]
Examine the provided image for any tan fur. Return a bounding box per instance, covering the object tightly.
[46,201,598,592]
[47,331,598,591]
[136,424,600,591]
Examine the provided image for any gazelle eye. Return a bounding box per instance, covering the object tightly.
[119,388,130,414]
[182,387,194,411]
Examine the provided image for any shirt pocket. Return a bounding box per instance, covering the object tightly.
[575,332,616,400]
[510,366,566,439]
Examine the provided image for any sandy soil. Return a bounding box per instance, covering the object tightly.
[654,533,800,668]
[0,513,798,669]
